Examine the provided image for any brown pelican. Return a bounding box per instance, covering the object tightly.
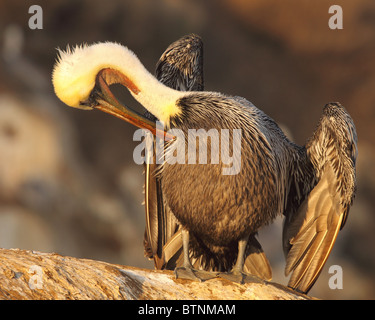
[143,34,272,282]
[52,39,357,293]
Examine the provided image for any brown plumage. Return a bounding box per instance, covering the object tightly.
[142,34,204,268]
[143,34,272,280]
[141,37,357,292]
[283,103,357,292]
[162,93,356,292]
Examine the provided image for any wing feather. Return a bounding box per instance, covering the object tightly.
[143,34,203,269]
[243,234,272,281]
[284,103,357,293]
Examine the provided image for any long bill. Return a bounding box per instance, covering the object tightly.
[88,68,175,142]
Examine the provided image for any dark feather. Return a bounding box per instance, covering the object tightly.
[144,35,272,280]
[143,34,204,268]
[283,102,357,293]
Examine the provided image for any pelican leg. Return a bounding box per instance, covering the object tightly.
[174,229,216,282]
[219,236,263,284]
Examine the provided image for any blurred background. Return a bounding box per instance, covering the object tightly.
[0,0,374,299]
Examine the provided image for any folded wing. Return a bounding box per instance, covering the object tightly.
[283,102,357,293]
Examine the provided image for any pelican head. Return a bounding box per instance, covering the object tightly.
[52,42,184,138]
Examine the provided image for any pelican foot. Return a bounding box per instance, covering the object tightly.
[218,271,264,285]
[174,267,217,282]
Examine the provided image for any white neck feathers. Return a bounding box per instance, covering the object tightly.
[52,42,183,124]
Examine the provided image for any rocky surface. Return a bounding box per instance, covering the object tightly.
[0,248,310,300]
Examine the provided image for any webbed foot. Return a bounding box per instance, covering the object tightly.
[175,266,217,282]
[218,270,264,285]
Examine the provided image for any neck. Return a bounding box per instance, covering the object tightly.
[108,43,183,124]
[53,42,183,125]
